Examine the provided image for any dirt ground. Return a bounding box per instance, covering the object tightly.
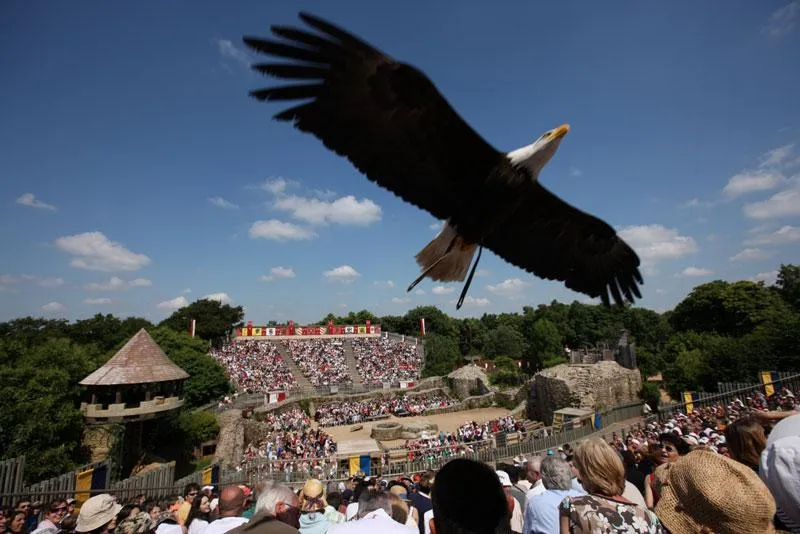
[316,406,512,446]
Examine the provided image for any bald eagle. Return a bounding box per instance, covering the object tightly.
[244,12,643,309]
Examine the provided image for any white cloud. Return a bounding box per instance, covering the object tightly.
[203,292,233,305]
[323,265,361,283]
[678,267,714,277]
[730,248,774,261]
[273,195,382,225]
[84,297,112,305]
[763,1,799,37]
[391,297,411,304]
[432,285,455,295]
[260,177,294,195]
[215,38,252,67]
[723,170,785,197]
[570,167,582,177]
[476,269,491,277]
[743,187,800,219]
[618,225,698,265]
[182,288,192,294]
[430,221,443,231]
[374,280,395,289]
[55,232,151,272]
[157,296,188,310]
[37,276,64,288]
[208,197,239,209]
[655,288,667,295]
[486,278,529,298]
[312,189,337,199]
[751,270,779,285]
[760,143,795,168]
[16,193,57,211]
[260,266,296,282]
[414,289,426,295]
[745,225,800,245]
[453,296,491,307]
[85,277,151,291]
[0,274,19,286]
[249,219,317,241]
[41,301,65,311]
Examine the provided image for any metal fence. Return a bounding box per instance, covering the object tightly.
[0,400,644,502]
[659,372,800,419]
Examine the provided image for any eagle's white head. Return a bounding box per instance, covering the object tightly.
[507,123,570,178]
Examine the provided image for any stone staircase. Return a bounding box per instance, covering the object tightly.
[342,340,363,384]
[274,341,313,389]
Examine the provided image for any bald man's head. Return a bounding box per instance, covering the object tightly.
[218,486,245,517]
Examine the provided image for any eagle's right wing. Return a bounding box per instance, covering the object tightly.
[245,12,507,224]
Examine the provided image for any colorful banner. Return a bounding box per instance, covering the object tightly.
[359,455,371,476]
[348,456,360,476]
[682,391,699,414]
[202,465,219,486]
[74,469,93,504]
[761,371,779,397]
[236,323,381,337]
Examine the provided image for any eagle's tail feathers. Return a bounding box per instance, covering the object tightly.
[409,222,477,290]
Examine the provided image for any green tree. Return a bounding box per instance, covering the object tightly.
[776,264,800,311]
[178,411,220,444]
[489,356,524,386]
[481,324,526,360]
[421,333,461,377]
[524,318,563,369]
[149,327,232,407]
[159,299,244,348]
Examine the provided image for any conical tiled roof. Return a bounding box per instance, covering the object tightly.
[79,328,189,386]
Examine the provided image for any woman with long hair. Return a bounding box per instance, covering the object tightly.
[724,416,767,472]
[184,495,211,534]
[644,433,691,509]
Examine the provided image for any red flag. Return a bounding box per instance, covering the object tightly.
[420,318,426,336]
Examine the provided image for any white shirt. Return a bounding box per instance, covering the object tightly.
[525,479,545,500]
[345,502,359,520]
[202,516,249,534]
[328,509,416,534]
[423,510,434,534]
[622,481,646,507]
[187,518,208,534]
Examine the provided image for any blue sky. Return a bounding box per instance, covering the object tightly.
[2,1,799,324]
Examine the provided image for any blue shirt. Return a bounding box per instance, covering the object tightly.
[523,488,585,534]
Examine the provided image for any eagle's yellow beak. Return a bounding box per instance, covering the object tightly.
[551,124,570,140]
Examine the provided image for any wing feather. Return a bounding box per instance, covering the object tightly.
[483,182,643,306]
[244,12,507,226]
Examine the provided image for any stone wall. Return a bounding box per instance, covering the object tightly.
[214,410,246,469]
[527,361,642,425]
[447,364,490,400]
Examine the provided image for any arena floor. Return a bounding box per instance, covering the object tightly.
[316,406,513,444]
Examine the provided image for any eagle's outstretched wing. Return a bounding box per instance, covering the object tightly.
[482,182,643,306]
[244,12,507,223]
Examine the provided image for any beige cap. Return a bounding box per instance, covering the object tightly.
[76,494,122,533]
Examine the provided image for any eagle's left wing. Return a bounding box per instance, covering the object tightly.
[482,182,643,306]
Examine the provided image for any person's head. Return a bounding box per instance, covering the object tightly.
[145,503,161,521]
[572,438,625,497]
[355,490,390,519]
[539,456,573,491]
[496,464,518,485]
[183,483,200,503]
[299,479,326,513]
[387,493,409,525]
[217,486,245,518]
[75,494,122,534]
[256,482,299,528]
[658,432,692,464]
[326,492,342,510]
[67,499,77,515]
[431,458,511,534]
[45,499,68,525]
[525,455,542,483]
[10,511,26,534]
[657,449,776,534]
[188,494,211,522]
[417,471,435,494]
[724,416,767,470]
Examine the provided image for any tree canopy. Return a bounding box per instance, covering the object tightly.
[1,265,799,483]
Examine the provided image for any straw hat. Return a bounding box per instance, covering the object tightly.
[655,449,776,534]
[300,478,326,512]
[75,494,122,533]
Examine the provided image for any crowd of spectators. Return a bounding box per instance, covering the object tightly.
[351,338,422,384]
[209,341,297,393]
[283,340,351,387]
[314,394,458,427]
